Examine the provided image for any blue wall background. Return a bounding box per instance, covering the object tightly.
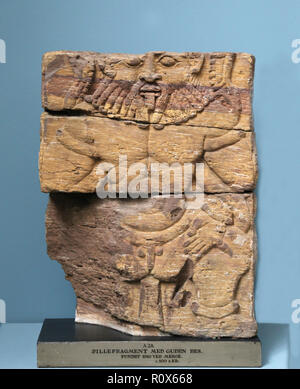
[0,0,299,324]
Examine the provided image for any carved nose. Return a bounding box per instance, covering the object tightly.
[139,72,162,83]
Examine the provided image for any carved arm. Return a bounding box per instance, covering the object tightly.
[204,130,245,152]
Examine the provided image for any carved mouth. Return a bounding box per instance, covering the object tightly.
[139,83,161,111]
[139,83,161,96]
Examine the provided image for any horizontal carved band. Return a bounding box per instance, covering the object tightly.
[42,51,254,130]
[39,113,257,193]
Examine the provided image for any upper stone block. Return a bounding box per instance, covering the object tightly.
[39,113,257,193]
[42,51,255,130]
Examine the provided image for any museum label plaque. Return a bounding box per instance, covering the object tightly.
[37,319,261,367]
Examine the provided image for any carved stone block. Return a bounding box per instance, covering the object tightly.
[42,51,254,130]
[46,193,257,338]
[39,113,257,193]
[40,50,258,338]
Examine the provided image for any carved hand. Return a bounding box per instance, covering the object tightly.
[183,222,232,260]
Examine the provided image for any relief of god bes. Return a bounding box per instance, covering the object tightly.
[40,50,258,338]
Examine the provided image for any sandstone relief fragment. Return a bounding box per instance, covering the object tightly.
[40,50,258,338]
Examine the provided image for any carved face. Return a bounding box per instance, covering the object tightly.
[108,52,192,83]
[83,51,238,126]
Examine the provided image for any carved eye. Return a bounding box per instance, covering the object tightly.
[159,56,177,67]
[126,57,142,67]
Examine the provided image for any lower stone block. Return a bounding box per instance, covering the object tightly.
[46,193,257,338]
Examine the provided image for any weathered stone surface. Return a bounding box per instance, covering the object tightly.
[39,112,257,193]
[42,51,254,130]
[40,50,258,338]
[46,193,257,338]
